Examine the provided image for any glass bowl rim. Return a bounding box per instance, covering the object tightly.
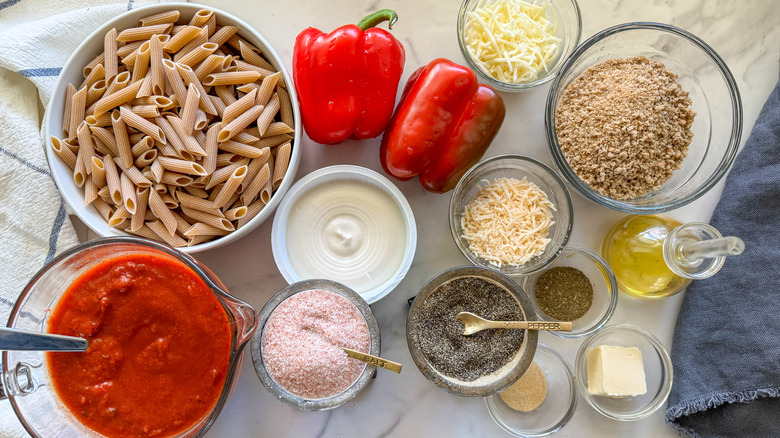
[544,21,743,213]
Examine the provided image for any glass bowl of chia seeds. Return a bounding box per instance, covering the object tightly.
[521,246,618,338]
[406,266,539,397]
[485,344,577,437]
[545,22,742,213]
[250,279,381,410]
[449,154,574,277]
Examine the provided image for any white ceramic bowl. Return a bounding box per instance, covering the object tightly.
[44,2,301,253]
[271,165,417,304]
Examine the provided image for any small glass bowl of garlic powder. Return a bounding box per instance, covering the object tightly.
[457,0,582,91]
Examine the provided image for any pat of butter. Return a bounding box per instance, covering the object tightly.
[587,345,647,397]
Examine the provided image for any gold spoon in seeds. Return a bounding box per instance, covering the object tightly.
[456,312,573,336]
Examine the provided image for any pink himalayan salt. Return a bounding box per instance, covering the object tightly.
[262,289,370,399]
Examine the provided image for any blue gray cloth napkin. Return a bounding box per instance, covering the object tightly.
[666,80,780,437]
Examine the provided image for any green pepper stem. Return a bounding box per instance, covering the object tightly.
[357,9,399,31]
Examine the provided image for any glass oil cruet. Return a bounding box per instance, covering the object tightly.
[602,215,745,299]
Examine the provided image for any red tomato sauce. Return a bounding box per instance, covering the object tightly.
[47,253,232,437]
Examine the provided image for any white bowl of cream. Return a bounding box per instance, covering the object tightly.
[271,165,417,304]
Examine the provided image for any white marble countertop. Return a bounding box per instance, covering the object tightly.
[71,0,779,436]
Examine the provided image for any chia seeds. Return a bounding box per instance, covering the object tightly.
[413,276,525,381]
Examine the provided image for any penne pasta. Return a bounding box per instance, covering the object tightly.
[175,63,218,115]
[239,41,275,71]
[91,156,107,188]
[75,121,95,176]
[221,88,256,125]
[260,154,274,203]
[183,222,230,238]
[116,24,173,43]
[119,105,165,142]
[215,85,237,106]
[104,28,119,82]
[273,141,291,189]
[131,41,150,84]
[62,84,77,138]
[256,93,280,136]
[254,133,292,149]
[168,116,207,156]
[115,157,153,187]
[174,27,208,61]
[189,9,214,27]
[83,52,105,78]
[93,80,142,116]
[177,42,219,67]
[194,109,208,131]
[263,121,294,137]
[80,64,106,91]
[160,171,194,186]
[178,192,223,216]
[236,198,266,229]
[157,156,207,176]
[239,162,269,205]
[232,131,260,145]
[50,136,77,170]
[146,220,187,247]
[180,206,234,231]
[276,86,295,128]
[217,105,263,142]
[209,25,237,47]
[138,10,180,27]
[255,72,280,107]
[103,154,122,204]
[84,178,98,206]
[212,165,246,209]
[92,198,114,221]
[194,54,227,82]
[110,109,134,168]
[219,140,265,158]
[135,149,157,168]
[109,204,131,227]
[131,104,160,118]
[180,84,200,134]
[130,186,150,232]
[131,135,154,158]
[203,70,261,87]
[85,112,112,127]
[162,25,200,53]
[224,205,247,221]
[148,190,178,236]
[120,172,138,214]
[68,86,87,141]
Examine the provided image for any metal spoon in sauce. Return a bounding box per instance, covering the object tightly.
[456,311,573,336]
[0,327,87,352]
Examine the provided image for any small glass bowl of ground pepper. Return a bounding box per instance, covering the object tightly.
[250,279,381,410]
[407,266,538,397]
[521,246,618,338]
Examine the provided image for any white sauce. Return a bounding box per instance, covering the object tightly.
[285,179,407,294]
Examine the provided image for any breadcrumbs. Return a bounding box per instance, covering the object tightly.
[555,56,695,199]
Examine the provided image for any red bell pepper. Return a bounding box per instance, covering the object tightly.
[380,58,506,193]
[293,10,405,145]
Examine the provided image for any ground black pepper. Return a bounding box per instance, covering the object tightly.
[413,276,525,382]
[534,266,593,320]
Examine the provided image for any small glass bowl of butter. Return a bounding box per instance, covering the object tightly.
[575,324,673,421]
[457,0,582,91]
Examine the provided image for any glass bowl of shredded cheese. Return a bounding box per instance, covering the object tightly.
[457,0,582,91]
[449,154,574,277]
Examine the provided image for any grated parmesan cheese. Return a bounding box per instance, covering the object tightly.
[463,0,561,84]
[461,177,555,267]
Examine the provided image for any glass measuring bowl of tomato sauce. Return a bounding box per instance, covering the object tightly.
[1,237,258,437]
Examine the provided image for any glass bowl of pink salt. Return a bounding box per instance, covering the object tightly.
[250,279,381,410]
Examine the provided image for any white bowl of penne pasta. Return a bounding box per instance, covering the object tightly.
[44,3,301,252]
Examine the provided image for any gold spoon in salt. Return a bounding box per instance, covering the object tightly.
[342,348,403,374]
[456,311,573,336]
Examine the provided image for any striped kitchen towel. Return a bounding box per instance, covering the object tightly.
[0,0,172,436]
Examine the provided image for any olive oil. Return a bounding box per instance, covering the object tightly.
[602,215,689,299]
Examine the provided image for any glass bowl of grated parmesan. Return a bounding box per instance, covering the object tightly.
[457,0,582,91]
[449,154,574,277]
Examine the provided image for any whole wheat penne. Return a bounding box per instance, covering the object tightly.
[138,10,180,27]
[83,52,104,78]
[105,71,130,95]
[104,28,118,82]
[110,110,134,168]
[146,220,187,246]
[194,109,208,131]
[160,171,194,186]
[237,151,269,192]
[256,93,280,136]
[73,154,87,187]
[260,154,274,203]
[207,158,249,189]
[80,64,106,91]
[90,156,107,188]
[154,117,186,157]
[205,12,217,35]
[239,41,275,71]
[131,104,160,118]
[212,165,246,209]
[221,88,255,125]
[125,223,162,243]
[131,41,150,84]
[68,86,87,141]
[119,106,165,142]
[51,136,77,170]
[209,25,237,47]
[135,149,157,168]
[116,24,173,42]
[162,25,200,53]
[132,95,170,107]
[216,153,244,168]
[103,154,122,204]
[255,72,280,107]
[86,80,107,107]
[263,122,294,137]
[85,112,112,127]
[233,131,260,144]
[237,198,266,229]
[254,133,291,149]
[119,172,137,214]
[176,63,217,115]
[239,162,269,205]
[168,116,207,156]
[234,60,283,86]
[184,185,208,198]
[76,121,95,175]
[158,156,207,176]
[224,205,247,221]
[147,190,177,236]
[209,95,226,118]
[130,186,150,232]
[194,55,226,82]
[150,158,164,183]
[181,84,200,133]
[98,184,111,200]
[84,178,99,206]
[227,34,258,52]
[177,42,218,67]
[217,105,263,142]
[215,85,237,106]
[219,140,265,158]
[109,204,131,227]
[184,222,231,238]
[180,206,235,231]
[138,35,164,97]
[203,124,219,174]
[62,84,77,138]
[131,135,154,158]
[161,193,178,208]
[117,41,144,58]
[276,86,294,128]
[172,210,195,234]
[93,80,142,116]
[174,27,208,61]
[272,141,291,189]
[189,9,214,27]
[114,157,153,187]
[178,192,224,216]
[93,137,112,157]
[92,198,113,221]
[203,70,261,87]
[161,59,188,105]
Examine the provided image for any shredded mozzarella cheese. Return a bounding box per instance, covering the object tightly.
[464,0,561,84]
[461,177,555,267]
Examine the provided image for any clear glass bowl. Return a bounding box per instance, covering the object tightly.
[406,266,538,397]
[457,0,582,91]
[521,246,618,337]
[575,324,673,421]
[1,237,258,437]
[250,279,381,410]
[485,344,576,437]
[450,154,574,277]
[545,22,742,213]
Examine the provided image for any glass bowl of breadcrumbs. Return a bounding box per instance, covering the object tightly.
[544,22,742,213]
